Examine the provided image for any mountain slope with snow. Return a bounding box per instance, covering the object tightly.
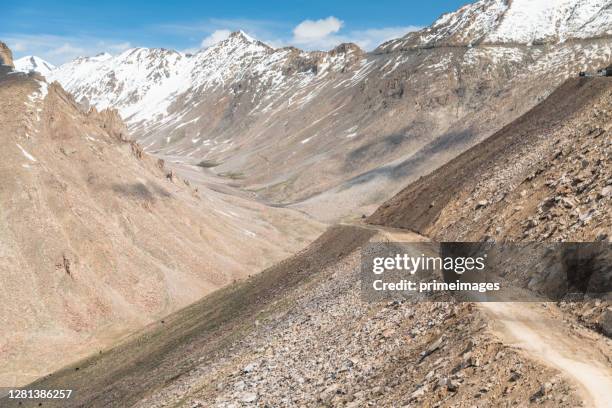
[50,32,359,128]
[14,55,56,77]
[50,1,612,222]
[380,0,612,50]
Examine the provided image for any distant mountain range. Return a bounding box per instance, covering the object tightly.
[17,0,612,221]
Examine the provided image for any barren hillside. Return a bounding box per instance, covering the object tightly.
[0,50,323,386]
[368,74,612,340]
[368,76,611,243]
[2,1,611,405]
[9,225,609,408]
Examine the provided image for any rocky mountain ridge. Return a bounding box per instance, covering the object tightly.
[378,0,612,52]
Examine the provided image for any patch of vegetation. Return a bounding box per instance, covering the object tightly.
[218,171,246,180]
[196,159,222,168]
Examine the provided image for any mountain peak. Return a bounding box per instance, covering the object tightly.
[14,55,55,76]
[330,43,364,56]
[219,30,272,51]
[202,30,272,52]
[229,30,257,43]
[94,52,113,60]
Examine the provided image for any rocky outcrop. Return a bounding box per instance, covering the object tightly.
[86,106,129,141]
[0,41,14,67]
[330,42,363,56]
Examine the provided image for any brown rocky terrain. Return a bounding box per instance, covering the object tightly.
[2,1,611,405]
[368,76,612,336]
[7,224,609,408]
[368,76,612,243]
[0,41,13,67]
[0,56,323,387]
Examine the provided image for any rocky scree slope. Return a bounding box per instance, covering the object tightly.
[369,77,612,243]
[2,226,590,408]
[0,57,322,387]
[369,76,612,336]
[49,1,612,221]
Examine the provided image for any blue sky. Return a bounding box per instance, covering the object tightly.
[1,1,471,65]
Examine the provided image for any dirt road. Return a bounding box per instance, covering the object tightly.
[358,221,612,406]
[360,221,612,407]
[482,302,612,408]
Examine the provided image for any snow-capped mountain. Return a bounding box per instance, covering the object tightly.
[14,55,56,77]
[50,31,360,127]
[48,0,612,221]
[379,0,612,51]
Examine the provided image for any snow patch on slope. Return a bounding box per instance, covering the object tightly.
[16,143,37,162]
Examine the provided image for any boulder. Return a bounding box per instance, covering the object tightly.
[599,309,612,337]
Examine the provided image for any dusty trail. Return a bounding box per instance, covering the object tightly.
[360,222,612,407]
[482,302,612,408]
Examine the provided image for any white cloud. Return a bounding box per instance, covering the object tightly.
[288,17,420,51]
[293,17,343,43]
[11,42,27,52]
[107,42,132,53]
[200,29,232,48]
[48,43,86,57]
